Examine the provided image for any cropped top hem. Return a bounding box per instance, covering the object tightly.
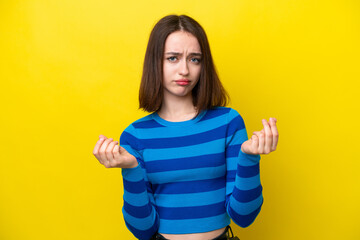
[157,214,231,234]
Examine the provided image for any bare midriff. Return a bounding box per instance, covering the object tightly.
[159,227,226,240]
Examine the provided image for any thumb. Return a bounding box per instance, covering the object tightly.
[251,134,259,149]
[118,145,128,154]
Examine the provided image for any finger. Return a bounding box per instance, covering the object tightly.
[251,134,259,154]
[118,145,127,154]
[257,130,265,154]
[93,137,107,163]
[252,131,262,139]
[99,135,108,140]
[262,119,273,154]
[269,118,279,151]
[252,131,261,140]
[105,139,116,161]
[107,141,118,166]
[253,131,261,135]
[252,132,262,153]
[99,138,113,162]
[113,144,121,160]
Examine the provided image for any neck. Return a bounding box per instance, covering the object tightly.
[157,92,198,121]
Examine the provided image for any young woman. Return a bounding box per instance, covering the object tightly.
[93,14,279,240]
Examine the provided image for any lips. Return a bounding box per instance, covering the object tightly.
[175,79,190,82]
[175,79,190,86]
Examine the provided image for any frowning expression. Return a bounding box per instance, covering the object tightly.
[162,31,202,99]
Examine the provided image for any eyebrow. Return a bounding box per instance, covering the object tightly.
[165,52,202,56]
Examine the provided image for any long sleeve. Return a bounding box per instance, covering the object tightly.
[120,124,159,240]
[225,109,264,228]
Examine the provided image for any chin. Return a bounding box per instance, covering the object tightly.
[174,93,190,98]
[165,89,192,97]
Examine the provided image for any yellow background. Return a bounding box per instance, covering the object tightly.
[1,0,359,239]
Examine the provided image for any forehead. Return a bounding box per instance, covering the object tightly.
[164,31,201,52]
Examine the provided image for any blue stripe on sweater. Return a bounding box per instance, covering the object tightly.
[227,115,245,136]
[124,215,159,240]
[226,144,241,158]
[234,174,261,190]
[123,178,148,194]
[157,201,226,220]
[228,199,263,228]
[199,107,230,122]
[141,125,227,149]
[122,164,145,182]
[226,158,238,171]
[137,114,228,139]
[232,185,263,203]
[120,131,143,150]
[123,190,150,207]
[122,207,157,231]
[226,128,249,147]
[158,213,230,234]
[154,188,226,207]
[230,194,264,215]
[143,138,225,161]
[133,119,166,129]
[236,164,260,178]
[123,201,153,218]
[152,176,225,194]
[226,170,236,181]
[147,165,225,184]
[146,152,224,173]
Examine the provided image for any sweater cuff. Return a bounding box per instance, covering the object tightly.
[121,163,143,182]
[239,149,261,164]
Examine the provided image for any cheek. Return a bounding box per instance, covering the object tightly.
[162,65,171,77]
[163,63,175,75]
[192,65,201,77]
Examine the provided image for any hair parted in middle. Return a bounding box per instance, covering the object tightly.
[138,14,230,117]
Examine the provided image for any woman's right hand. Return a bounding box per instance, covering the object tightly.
[93,135,138,169]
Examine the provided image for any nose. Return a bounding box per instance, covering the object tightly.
[179,58,189,76]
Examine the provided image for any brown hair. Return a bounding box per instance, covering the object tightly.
[138,14,230,117]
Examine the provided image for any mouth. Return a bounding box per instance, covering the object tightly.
[175,79,190,86]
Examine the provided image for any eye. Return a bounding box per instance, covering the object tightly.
[190,58,201,63]
[167,56,177,62]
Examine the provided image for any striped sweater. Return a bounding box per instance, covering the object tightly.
[119,106,263,240]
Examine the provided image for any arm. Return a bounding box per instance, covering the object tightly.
[225,109,263,228]
[120,124,159,240]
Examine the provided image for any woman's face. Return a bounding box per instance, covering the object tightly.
[162,31,202,100]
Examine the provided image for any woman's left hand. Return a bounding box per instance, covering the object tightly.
[241,118,279,155]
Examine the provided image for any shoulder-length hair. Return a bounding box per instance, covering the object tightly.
[138,14,230,117]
